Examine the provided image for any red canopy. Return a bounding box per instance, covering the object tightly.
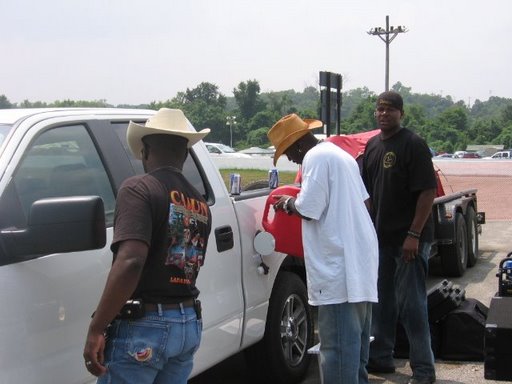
[293,129,445,197]
[323,129,381,159]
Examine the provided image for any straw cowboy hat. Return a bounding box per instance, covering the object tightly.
[127,108,210,159]
[267,113,323,165]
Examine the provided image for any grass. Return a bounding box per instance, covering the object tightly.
[219,168,298,190]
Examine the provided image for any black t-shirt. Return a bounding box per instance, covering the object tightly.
[111,166,212,303]
[362,128,437,246]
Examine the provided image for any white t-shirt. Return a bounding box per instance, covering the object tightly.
[295,141,379,306]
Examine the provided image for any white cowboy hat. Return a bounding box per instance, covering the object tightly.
[127,108,210,159]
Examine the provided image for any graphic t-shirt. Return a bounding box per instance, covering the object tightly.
[112,166,211,303]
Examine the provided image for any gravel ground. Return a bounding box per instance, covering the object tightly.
[366,221,511,384]
[192,158,512,384]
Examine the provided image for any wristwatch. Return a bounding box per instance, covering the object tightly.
[283,197,293,215]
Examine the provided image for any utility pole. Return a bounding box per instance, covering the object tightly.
[367,15,408,91]
[226,115,236,148]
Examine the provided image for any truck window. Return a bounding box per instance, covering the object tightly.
[111,122,210,200]
[0,124,11,148]
[0,124,116,231]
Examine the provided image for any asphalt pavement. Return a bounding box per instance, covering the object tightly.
[189,221,511,384]
[192,157,511,384]
[361,220,511,384]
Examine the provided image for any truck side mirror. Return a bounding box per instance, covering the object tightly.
[0,196,106,263]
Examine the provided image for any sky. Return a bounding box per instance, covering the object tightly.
[1,0,511,106]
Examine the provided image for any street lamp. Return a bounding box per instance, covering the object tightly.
[226,115,236,148]
[368,15,408,91]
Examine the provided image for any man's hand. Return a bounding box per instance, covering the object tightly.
[272,194,292,212]
[83,328,107,377]
[402,236,419,263]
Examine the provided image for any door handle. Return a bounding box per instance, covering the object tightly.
[214,225,234,252]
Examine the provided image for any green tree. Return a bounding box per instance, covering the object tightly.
[0,95,13,109]
[403,104,426,126]
[154,82,229,144]
[340,87,375,119]
[183,82,227,107]
[243,110,281,147]
[494,125,512,149]
[19,100,48,108]
[436,106,469,132]
[233,80,265,121]
[343,96,377,134]
[500,104,512,124]
[467,118,501,144]
[245,127,270,148]
[265,92,293,116]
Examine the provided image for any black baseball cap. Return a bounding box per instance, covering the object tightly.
[376,91,403,111]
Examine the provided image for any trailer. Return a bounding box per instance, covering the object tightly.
[431,188,485,277]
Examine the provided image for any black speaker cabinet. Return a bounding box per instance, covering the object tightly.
[484,296,512,381]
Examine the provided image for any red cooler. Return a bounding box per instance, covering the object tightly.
[262,185,304,258]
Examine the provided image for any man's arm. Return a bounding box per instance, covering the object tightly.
[402,188,436,262]
[364,198,372,213]
[83,239,148,376]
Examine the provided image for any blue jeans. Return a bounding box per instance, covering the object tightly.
[369,243,435,380]
[318,301,372,384]
[98,304,201,384]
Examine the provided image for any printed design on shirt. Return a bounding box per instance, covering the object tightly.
[129,347,153,362]
[383,151,396,169]
[165,190,209,284]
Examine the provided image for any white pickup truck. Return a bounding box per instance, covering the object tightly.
[0,108,313,383]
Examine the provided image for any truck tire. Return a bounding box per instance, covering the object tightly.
[465,206,479,267]
[245,271,314,384]
[440,212,468,277]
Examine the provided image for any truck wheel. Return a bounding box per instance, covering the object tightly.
[440,212,468,277]
[465,206,479,267]
[245,271,314,384]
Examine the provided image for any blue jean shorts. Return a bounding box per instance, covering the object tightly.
[98,305,201,384]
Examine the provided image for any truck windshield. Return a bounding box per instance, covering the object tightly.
[0,124,12,148]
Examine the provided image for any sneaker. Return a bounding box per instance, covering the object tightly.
[366,362,396,374]
[407,377,436,384]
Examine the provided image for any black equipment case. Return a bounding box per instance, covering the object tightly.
[484,295,512,380]
[428,280,465,323]
[439,298,488,361]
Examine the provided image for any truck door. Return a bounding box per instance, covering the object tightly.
[0,122,115,383]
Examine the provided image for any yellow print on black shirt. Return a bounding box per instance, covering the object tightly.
[383,151,396,169]
[165,191,208,282]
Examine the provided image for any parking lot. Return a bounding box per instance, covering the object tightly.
[191,159,512,384]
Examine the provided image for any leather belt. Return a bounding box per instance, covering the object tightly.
[144,299,195,312]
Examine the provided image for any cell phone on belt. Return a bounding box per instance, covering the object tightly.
[194,299,202,320]
[118,299,145,319]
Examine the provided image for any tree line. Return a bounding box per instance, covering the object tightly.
[2,80,512,153]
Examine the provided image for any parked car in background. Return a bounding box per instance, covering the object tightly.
[453,151,467,158]
[434,153,454,159]
[238,146,275,157]
[462,151,481,159]
[204,142,252,158]
[485,150,512,159]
